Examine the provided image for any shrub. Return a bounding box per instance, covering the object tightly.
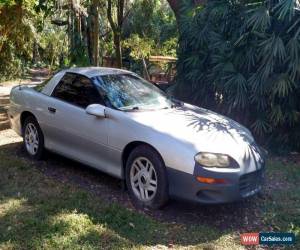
[175,0,300,152]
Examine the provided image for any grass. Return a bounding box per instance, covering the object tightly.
[0,143,299,249]
[262,159,300,236]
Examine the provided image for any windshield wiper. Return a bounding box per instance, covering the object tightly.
[167,96,184,108]
[119,106,140,111]
[123,106,139,111]
[171,100,184,108]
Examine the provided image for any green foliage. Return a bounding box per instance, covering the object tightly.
[37,19,69,69]
[0,0,176,79]
[175,0,300,151]
[122,0,177,74]
[123,34,154,60]
[123,0,177,57]
[0,0,37,80]
[124,0,177,46]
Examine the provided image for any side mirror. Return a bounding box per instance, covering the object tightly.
[86,104,106,118]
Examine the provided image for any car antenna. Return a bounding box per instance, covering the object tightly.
[19,65,24,90]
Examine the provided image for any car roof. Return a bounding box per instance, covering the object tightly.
[41,67,135,96]
[63,67,133,78]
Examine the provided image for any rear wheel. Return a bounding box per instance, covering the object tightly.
[126,145,168,209]
[23,116,45,160]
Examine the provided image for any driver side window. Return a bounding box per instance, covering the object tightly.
[52,73,103,108]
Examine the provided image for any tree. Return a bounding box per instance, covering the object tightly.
[166,0,197,21]
[107,0,128,68]
[166,0,179,16]
[0,0,37,79]
[48,0,103,66]
[87,0,101,66]
[174,0,300,151]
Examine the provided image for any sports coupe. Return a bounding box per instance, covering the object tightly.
[8,67,265,208]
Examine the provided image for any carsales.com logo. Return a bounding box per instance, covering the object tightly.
[241,232,295,245]
[241,233,259,245]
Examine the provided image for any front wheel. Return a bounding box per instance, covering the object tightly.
[126,145,169,209]
[23,116,45,160]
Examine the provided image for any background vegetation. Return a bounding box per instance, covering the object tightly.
[0,0,177,77]
[174,0,300,152]
[1,0,300,152]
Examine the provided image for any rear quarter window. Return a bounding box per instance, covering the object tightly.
[34,78,51,92]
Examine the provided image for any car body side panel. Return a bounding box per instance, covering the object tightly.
[37,96,122,178]
[105,104,265,178]
[9,86,49,136]
[9,87,24,135]
[105,108,197,176]
[9,86,123,178]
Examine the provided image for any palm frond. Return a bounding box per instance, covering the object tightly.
[272,0,297,21]
[246,6,271,31]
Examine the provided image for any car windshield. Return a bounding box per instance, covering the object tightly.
[92,74,172,110]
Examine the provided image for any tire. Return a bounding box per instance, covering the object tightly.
[22,116,45,160]
[126,145,169,209]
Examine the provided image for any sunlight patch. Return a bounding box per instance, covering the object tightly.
[214,233,244,250]
[0,197,28,218]
[0,241,15,249]
[49,211,96,234]
[0,129,22,146]
[43,210,130,249]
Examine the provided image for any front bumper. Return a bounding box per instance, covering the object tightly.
[167,162,265,204]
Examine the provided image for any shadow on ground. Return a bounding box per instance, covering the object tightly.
[1,142,229,248]
[2,139,299,250]
[1,141,265,233]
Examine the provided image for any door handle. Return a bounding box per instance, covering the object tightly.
[48,107,56,113]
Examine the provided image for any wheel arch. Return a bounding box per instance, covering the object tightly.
[121,141,165,178]
[20,111,37,133]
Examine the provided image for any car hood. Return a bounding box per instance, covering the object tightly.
[128,103,255,155]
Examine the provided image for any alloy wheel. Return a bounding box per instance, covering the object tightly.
[24,123,39,155]
[130,157,158,201]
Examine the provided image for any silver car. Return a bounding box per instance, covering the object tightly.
[8,67,265,208]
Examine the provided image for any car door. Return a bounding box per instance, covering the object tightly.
[43,72,113,173]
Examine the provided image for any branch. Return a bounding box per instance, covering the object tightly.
[100,29,112,38]
[117,0,124,27]
[107,0,117,32]
[51,19,68,26]
[70,0,88,17]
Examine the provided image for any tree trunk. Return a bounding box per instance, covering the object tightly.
[32,39,40,64]
[107,0,124,68]
[167,0,180,17]
[114,33,122,68]
[87,0,99,66]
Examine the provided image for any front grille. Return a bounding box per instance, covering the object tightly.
[239,170,264,197]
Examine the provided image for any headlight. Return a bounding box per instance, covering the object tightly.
[194,152,238,168]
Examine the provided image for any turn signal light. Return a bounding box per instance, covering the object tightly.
[196,176,227,184]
